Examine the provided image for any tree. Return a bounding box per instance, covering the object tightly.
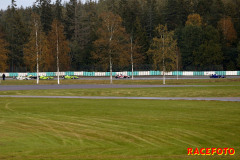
[209,0,225,27]
[165,0,189,30]
[186,14,202,26]
[24,13,41,72]
[237,42,240,68]
[24,13,50,76]
[218,17,237,46]
[54,0,63,22]
[5,1,29,72]
[132,17,148,69]
[36,0,53,34]
[64,0,78,40]
[176,25,203,70]
[196,0,213,24]
[193,25,223,70]
[144,0,158,39]
[0,30,9,72]
[48,19,70,80]
[92,12,130,84]
[148,25,177,84]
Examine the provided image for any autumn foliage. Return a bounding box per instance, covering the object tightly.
[0,30,9,72]
[148,25,177,71]
[186,14,202,26]
[218,17,237,45]
[24,15,70,72]
[48,19,70,71]
[91,12,130,71]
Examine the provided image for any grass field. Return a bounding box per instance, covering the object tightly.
[0,98,239,160]
[1,77,240,85]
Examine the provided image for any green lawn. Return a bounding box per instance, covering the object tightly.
[0,98,239,160]
[1,86,240,97]
[0,78,240,85]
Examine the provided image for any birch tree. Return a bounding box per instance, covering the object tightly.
[92,12,130,84]
[24,13,44,83]
[148,24,177,84]
[48,19,70,84]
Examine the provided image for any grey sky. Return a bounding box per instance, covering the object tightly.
[0,0,73,10]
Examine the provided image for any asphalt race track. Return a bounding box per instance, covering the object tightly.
[0,83,239,102]
[4,75,240,80]
[0,84,230,91]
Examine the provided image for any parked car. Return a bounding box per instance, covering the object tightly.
[39,76,54,80]
[210,74,225,78]
[63,75,79,79]
[115,74,130,79]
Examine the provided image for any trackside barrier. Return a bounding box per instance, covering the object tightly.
[1,71,240,77]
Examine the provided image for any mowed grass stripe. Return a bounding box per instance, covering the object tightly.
[0,98,239,160]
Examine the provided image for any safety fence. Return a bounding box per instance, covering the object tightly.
[1,71,240,77]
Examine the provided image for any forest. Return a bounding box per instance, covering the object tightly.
[0,0,240,72]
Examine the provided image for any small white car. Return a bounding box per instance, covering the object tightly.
[15,76,31,80]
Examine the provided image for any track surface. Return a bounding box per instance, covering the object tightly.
[0,84,230,91]
[4,75,240,80]
[0,95,240,101]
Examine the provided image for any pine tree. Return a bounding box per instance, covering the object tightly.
[64,0,78,40]
[144,0,157,39]
[5,1,29,71]
[193,25,223,70]
[36,0,53,34]
[54,0,63,22]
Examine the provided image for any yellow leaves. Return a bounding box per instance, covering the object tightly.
[218,17,237,45]
[148,24,178,71]
[92,12,130,71]
[0,32,9,72]
[48,19,70,71]
[23,15,70,72]
[186,14,202,26]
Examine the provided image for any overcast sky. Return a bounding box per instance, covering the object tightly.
[0,0,74,10]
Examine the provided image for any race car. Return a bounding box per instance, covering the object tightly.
[210,74,225,78]
[15,76,31,80]
[28,75,37,79]
[62,75,79,79]
[115,74,130,79]
[39,76,54,80]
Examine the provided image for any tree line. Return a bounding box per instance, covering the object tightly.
[0,0,240,72]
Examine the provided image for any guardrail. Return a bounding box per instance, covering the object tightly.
[1,71,240,77]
